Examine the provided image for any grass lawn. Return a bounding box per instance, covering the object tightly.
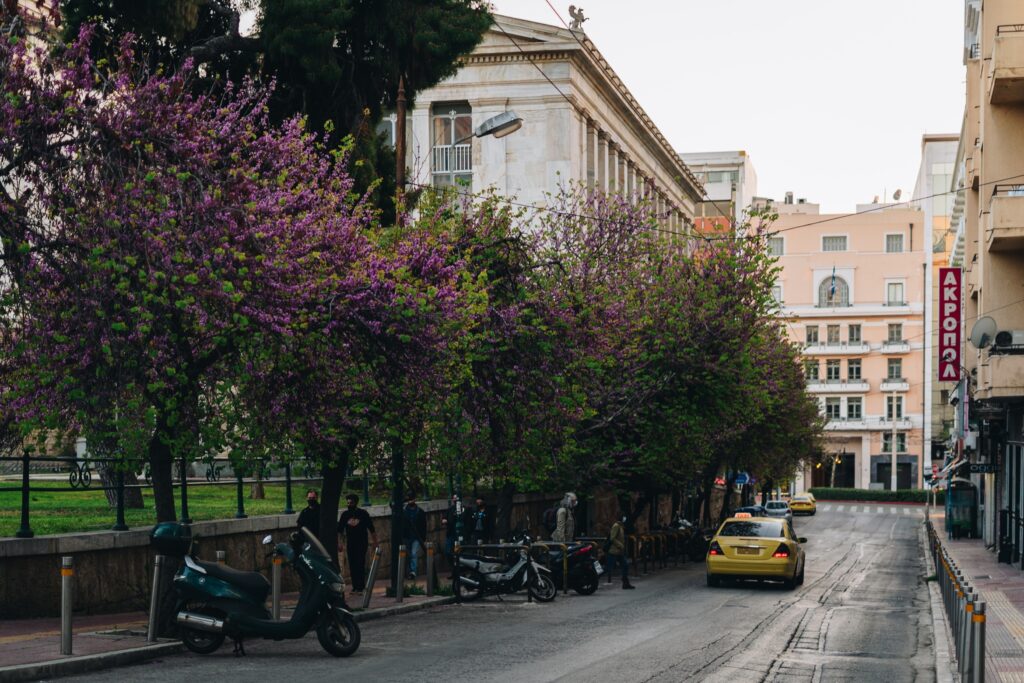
[0,480,307,537]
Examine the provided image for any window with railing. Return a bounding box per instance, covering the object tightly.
[847,397,862,420]
[885,234,904,253]
[848,324,861,343]
[826,359,840,381]
[432,103,473,188]
[887,358,902,380]
[848,359,861,380]
[827,325,840,344]
[887,323,903,343]
[817,276,850,307]
[882,433,907,453]
[886,282,905,306]
[805,360,819,381]
[771,285,783,304]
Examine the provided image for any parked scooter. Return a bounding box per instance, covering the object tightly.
[511,530,602,595]
[152,523,360,657]
[454,539,557,602]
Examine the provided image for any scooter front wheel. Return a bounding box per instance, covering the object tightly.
[316,608,360,657]
[529,573,557,602]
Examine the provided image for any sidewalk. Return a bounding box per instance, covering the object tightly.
[0,578,452,683]
[929,509,1024,682]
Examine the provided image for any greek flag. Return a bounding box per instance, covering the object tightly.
[830,266,836,300]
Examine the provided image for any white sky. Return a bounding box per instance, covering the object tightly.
[492,0,965,213]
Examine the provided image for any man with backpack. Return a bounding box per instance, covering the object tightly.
[605,515,635,589]
[551,492,577,543]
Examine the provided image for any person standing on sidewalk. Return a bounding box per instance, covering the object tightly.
[469,497,493,545]
[441,494,461,564]
[339,494,377,595]
[297,489,320,537]
[551,492,577,543]
[402,493,427,580]
[605,515,635,589]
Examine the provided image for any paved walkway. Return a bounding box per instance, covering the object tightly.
[929,509,1024,682]
[0,577,448,681]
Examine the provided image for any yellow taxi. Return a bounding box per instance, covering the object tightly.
[789,494,817,516]
[706,516,806,589]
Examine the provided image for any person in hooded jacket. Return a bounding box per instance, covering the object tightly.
[606,515,635,589]
[551,492,577,543]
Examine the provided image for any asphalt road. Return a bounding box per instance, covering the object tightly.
[66,503,935,682]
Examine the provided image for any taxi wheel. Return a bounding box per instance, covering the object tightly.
[784,569,799,590]
[797,565,805,585]
[706,573,720,588]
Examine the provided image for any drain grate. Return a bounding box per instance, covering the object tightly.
[975,575,991,579]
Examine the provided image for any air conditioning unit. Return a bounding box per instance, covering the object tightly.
[994,330,1024,347]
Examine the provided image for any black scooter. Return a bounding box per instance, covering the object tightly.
[153,523,360,657]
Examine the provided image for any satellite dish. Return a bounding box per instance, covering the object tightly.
[893,189,902,201]
[970,316,997,349]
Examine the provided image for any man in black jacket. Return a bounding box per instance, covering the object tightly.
[296,489,320,537]
[468,497,493,545]
[402,493,427,580]
[339,494,377,594]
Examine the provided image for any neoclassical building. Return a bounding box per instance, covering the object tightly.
[390,14,704,231]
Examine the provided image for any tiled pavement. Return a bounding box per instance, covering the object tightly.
[929,509,1024,682]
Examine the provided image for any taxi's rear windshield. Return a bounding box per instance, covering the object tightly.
[719,521,785,538]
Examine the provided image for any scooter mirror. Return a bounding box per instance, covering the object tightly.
[262,534,273,545]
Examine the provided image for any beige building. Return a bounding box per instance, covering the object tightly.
[395,14,703,230]
[950,0,1024,549]
[767,202,927,490]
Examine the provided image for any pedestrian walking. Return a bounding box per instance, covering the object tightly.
[402,493,427,580]
[551,492,577,543]
[339,494,377,595]
[468,497,493,545]
[296,489,320,537]
[605,515,635,589]
[441,494,461,560]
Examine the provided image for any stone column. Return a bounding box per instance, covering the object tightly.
[857,435,871,489]
[618,154,628,197]
[627,164,636,201]
[608,143,620,194]
[597,132,609,193]
[586,121,598,191]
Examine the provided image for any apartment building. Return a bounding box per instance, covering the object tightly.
[912,134,959,477]
[396,14,704,230]
[949,0,1024,550]
[681,150,758,233]
[770,203,927,490]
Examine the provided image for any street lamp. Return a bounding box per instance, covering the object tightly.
[454,110,523,145]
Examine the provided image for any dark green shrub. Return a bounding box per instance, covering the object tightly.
[807,487,944,504]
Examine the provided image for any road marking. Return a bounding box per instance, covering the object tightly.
[836,505,845,512]
[876,506,885,514]
[903,508,911,515]
[821,504,831,511]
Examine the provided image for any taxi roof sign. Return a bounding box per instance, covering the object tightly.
[734,512,752,518]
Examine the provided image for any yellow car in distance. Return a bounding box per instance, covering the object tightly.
[706,517,807,589]
[790,494,817,515]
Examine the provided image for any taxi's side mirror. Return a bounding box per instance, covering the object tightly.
[798,537,808,544]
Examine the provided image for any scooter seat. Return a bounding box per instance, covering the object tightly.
[194,559,271,598]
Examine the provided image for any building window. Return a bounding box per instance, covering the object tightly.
[822,235,847,252]
[847,397,862,420]
[431,103,472,188]
[887,358,902,380]
[848,359,861,380]
[826,359,840,381]
[806,325,819,345]
[888,323,903,342]
[768,237,784,256]
[771,285,783,304]
[805,360,819,381]
[886,234,904,253]
[886,395,904,419]
[886,282,905,306]
[826,324,840,344]
[817,276,850,307]
[376,112,397,147]
[848,324,861,343]
[707,170,739,184]
[825,397,841,420]
[882,433,907,453]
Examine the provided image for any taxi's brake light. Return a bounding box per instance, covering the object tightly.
[771,544,790,558]
[708,540,724,556]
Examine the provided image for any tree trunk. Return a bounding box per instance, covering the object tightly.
[389,437,406,596]
[98,464,144,509]
[495,480,516,539]
[319,443,352,565]
[147,419,176,523]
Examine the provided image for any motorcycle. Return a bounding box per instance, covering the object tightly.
[152,523,360,657]
[672,516,711,562]
[454,539,557,603]
[512,530,602,595]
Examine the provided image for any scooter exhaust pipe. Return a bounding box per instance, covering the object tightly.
[176,611,225,633]
[457,575,481,588]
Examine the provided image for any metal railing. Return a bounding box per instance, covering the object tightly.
[993,184,1024,198]
[996,24,1024,35]
[0,454,335,538]
[927,520,986,682]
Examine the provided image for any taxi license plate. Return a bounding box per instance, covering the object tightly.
[594,560,604,575]
[737,547,760,556]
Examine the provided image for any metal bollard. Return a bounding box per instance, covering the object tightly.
[216,550,226,564]
[272,556,283,620]
[396,544,407,603]
[60,557,73,655]
[362,546,382,609]
[961,590,975,679]
[426,542,435,597]
[561,544,569,595]
[147,555,165,642]
[973,600,986,683]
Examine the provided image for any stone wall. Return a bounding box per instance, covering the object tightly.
[0,494,559,619]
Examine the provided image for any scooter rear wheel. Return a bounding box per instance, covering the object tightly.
[316,608,360,657]
[179,604,225,655]
[572,569,599,596]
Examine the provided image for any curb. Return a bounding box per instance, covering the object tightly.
[0,641,183,683]
[0,596,454,682]
[920,519,958,683]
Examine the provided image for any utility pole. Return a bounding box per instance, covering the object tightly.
[890,389,899,491]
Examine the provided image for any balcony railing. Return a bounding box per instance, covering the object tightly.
[990,27,1024,103]
[884,300,908,307]
[880,378,910,391]
[806,379,870,393]
[988,185,1024,252]
[802,341,871,355]
[882,340,910,353]
[432,144,472,174]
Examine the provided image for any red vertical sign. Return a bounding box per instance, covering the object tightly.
[938,267,962,382]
